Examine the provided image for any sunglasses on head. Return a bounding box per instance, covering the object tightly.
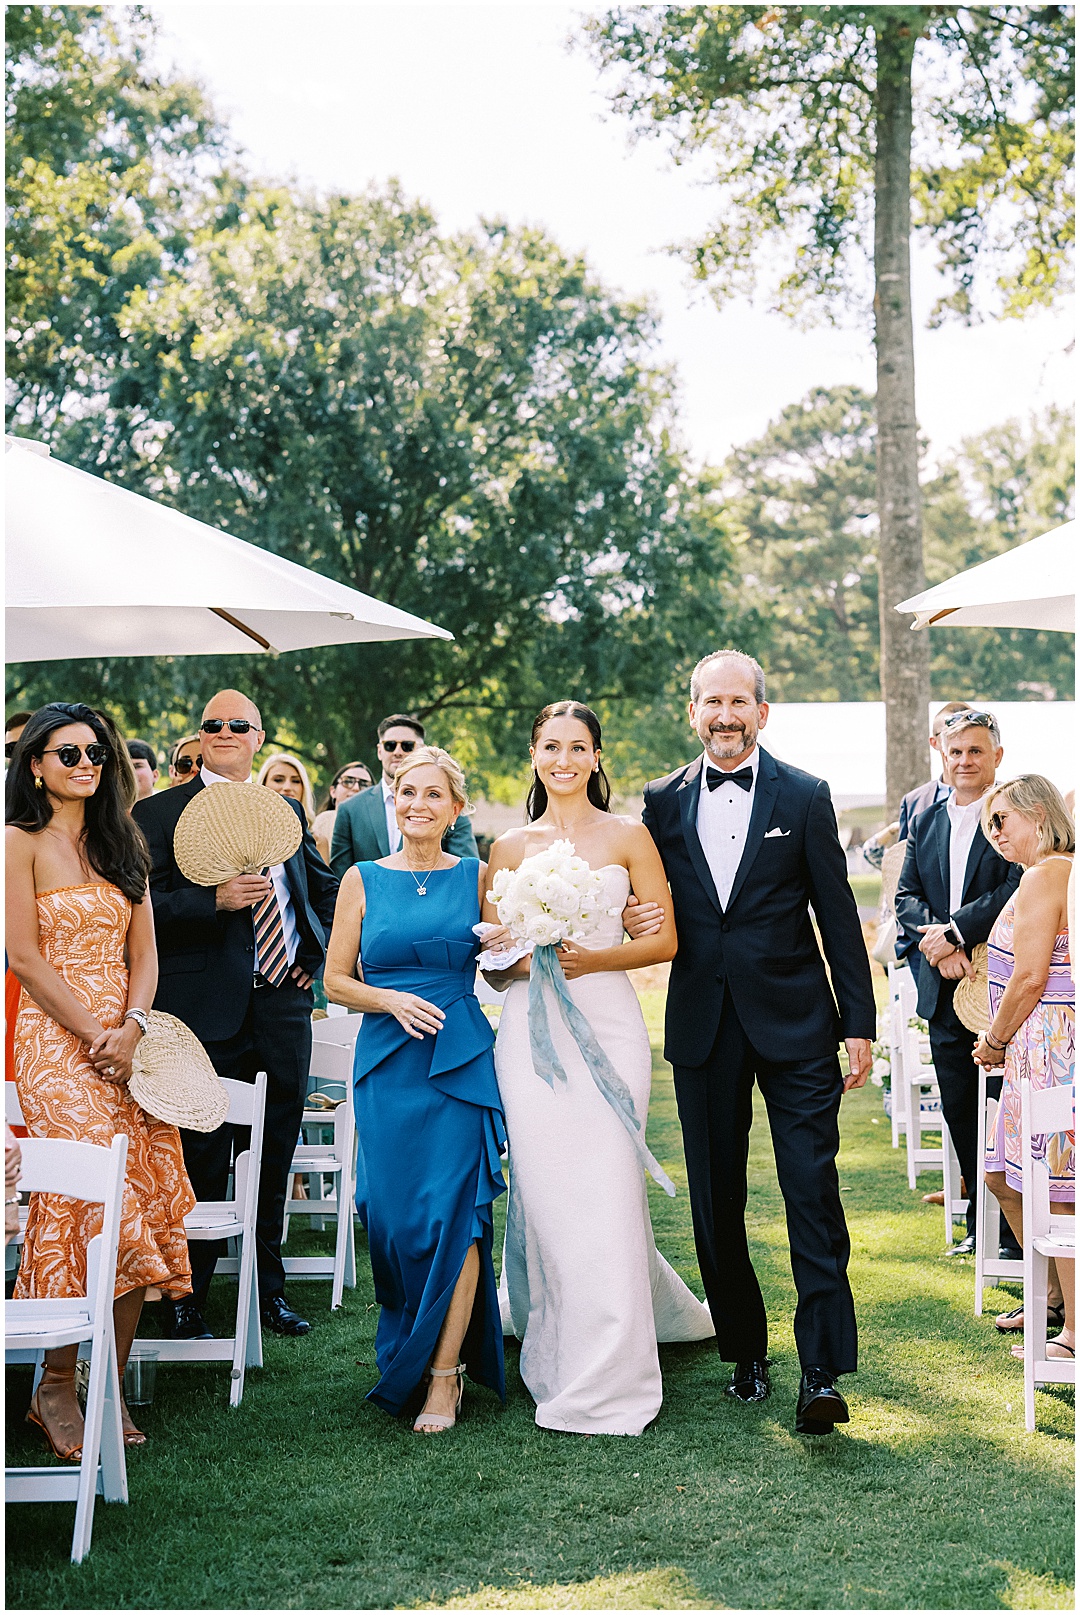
[173,754,199,775]
[41,743,111,768]
[200,718,255,735]
[381,739,417,753]
[942,709,996,735]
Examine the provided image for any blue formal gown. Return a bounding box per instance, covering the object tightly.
[352,858,506,1414]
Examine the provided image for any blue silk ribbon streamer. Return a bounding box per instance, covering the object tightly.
[527,943,676,1197]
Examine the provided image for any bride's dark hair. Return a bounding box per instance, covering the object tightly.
[525,701,612,822]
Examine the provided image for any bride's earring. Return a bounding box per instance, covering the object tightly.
[34,775,43,791]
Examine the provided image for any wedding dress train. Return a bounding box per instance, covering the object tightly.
[494,864,713,1436]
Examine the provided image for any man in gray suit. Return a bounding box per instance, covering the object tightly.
[330,712,478,879]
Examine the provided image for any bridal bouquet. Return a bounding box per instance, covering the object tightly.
[489,838,618,949]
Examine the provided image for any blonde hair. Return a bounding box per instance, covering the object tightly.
[256,752,316,823]
[393,745,473,813]
[982,774,1075,860]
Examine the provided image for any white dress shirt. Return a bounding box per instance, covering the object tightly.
[200,766,300,970]
[381,777,401,854]
[946,794,985,922]
[696,747,759,911]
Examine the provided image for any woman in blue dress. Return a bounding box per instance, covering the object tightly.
[324,746,506,1433]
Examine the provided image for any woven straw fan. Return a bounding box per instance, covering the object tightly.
[953,943,991,1035]
[128,1011,229,1132]
[175,782,302,886]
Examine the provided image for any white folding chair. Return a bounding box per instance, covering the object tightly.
[941,1121,969,1249]
[1020,1078,1075,1431]
[129,1073,266,1408]
[6,1134,129,1564]
[894,967,945,1190]
[886,963,908,1149]
[974,1063,1022,1314]
[276,1018,359,1309]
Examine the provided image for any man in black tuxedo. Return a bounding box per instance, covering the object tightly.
[133,689,339,1339]
[895,709,1020,1254]
[638,649,876,1434]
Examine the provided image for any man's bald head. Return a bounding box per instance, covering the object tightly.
[202,689,262,727]
[198,689,265,781]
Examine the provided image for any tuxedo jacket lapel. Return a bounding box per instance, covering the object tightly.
[677,757,723,919]
[725,747,780,913]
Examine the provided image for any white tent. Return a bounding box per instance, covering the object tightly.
[5,437,453,661]
[896,521,1076,632]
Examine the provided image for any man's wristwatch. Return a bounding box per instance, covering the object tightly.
[123,1008,149,1037]
[942,924,963,950]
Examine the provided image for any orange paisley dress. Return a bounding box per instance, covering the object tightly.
[13,882,195,1300]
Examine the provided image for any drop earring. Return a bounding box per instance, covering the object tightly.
[34,776,43,791]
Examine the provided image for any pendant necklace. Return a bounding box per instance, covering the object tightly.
[404,854,441,897]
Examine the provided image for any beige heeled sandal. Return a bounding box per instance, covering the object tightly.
[413,1363,465,1435]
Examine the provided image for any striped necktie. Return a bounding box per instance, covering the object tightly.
[253,867,290,987]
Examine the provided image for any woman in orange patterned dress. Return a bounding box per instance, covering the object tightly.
[6,703,195,1459]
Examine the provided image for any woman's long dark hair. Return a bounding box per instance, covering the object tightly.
[6,703,151,903]
[525,701,612,822]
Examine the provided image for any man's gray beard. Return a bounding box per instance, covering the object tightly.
[707,729,754,760]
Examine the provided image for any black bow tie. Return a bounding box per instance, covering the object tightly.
[706,765,754,793]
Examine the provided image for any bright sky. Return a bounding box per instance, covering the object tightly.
[153,1,1073,469]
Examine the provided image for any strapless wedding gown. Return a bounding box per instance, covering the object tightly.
[495,864,713,1435]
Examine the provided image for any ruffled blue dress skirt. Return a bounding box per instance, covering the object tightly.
[352,858,506,1414]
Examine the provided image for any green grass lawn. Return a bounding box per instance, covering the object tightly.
[6,990,1073,1611]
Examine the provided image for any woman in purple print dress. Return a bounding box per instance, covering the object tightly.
[972,775,1074,1361]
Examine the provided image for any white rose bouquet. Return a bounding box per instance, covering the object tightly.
[487,838,618,951]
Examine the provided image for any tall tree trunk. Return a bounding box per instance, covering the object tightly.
[874,17,930,816]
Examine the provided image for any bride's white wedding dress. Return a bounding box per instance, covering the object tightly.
[494,863,713,1436]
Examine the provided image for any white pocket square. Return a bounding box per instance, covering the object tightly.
[764,827,790,839]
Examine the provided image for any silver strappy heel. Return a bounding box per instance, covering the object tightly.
[413,1363,465,1434]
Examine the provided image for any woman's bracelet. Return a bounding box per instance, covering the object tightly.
[985,1030,1009,1052]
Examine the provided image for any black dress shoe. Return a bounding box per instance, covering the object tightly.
[727,1359,771,1403]
[260,1295,311,1336]
[795,1367,849,1435]
[947,1233,977,1256]
[168,1300,213,1340]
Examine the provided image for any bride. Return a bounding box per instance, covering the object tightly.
[483,700,712,1436]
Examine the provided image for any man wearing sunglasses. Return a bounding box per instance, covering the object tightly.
[329,711,477,880]
[895,709,1021,1255]
[134,689,339,1340]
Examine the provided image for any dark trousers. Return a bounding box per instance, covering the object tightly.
[672,992,857,1374]
[928,985,1012,1246]
[181,976,313,1307]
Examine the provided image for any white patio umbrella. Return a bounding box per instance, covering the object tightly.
[895,521,1076,633]
[5,436,453,661]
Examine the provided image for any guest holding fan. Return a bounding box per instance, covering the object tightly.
[133,690,338,1341]
[5,703,195,1460]
[324,746,505,1433]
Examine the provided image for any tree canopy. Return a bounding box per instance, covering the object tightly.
[721,385,1074,702]
[582,5,1074,323]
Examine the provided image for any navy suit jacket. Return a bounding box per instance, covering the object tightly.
[133,778,339,1044]
[894,797,1020,1021]
[642,747,876,1068]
